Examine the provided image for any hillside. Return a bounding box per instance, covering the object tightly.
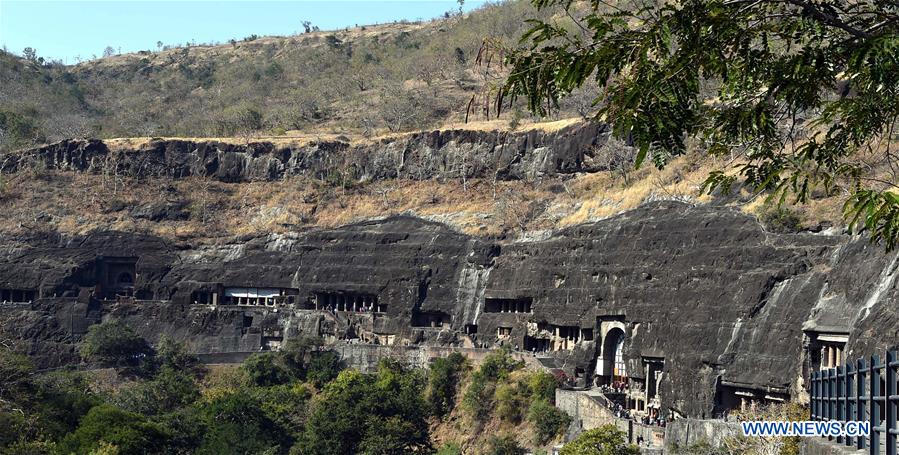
[0,120,844,243]
[0,0,855,243]
[0,1,597,152]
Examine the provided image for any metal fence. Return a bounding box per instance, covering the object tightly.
[810,349,899,455]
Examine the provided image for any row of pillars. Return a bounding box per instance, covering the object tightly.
[821,344,844,370]
[497,300,532,313]
[315,293,383,313]
[1,289,36,303]
[551,326,580,351]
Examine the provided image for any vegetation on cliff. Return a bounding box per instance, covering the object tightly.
[0,322,579,454]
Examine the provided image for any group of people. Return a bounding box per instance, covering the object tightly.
[322,304,373,315]
[639,413,667,427]
[597,381,629,394]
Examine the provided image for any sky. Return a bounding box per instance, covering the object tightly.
[0,0,488,63]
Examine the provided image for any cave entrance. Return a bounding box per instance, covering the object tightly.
[96,256,138,299]
[412,311,449,328]
[598,327,626,382]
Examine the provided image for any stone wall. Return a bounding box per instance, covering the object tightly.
[663,417,742,451]
[555,389,666,448]
[334,343,545,372]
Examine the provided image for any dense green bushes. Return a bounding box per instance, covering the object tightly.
[58,405,169,454]
[559,424,639,455]
[295,360,431,454]
[0,322,573,453]
[427,351,468,417]
[528,399,571,445]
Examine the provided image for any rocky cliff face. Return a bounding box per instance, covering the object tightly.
[1,201,896,418]
[1,123,611,183]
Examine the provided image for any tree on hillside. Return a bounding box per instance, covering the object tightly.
[296,360,430,454]
[103,46,116,58]
[21,47,37,62]
[58,405,168,455]
[501,0,899,249]
[79,320,154,370]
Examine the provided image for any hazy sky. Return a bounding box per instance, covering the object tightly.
[0,0,488,63]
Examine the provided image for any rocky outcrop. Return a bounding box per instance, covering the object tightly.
[0,202,896,419]
[1,123,614,183]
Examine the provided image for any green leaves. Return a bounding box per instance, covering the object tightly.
[845,190,899,251]
[505,0,899,250]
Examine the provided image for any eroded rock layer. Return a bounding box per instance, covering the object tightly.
[1,202,896,418]
[1,123,611,183]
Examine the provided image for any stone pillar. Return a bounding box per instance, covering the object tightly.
[645,363,651,409]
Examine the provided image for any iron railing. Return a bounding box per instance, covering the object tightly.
[810,349,899,455]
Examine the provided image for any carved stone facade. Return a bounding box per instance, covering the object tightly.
[1,202,897,418]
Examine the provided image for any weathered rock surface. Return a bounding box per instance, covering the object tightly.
[0,202,896,418]
[1,123,612,183]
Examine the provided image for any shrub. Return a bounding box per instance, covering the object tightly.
[479,348,520,381]
[156,335,202,375]
[527,399,571,444]
[436,442,463,455]
[487,434,522,455]
[527,371,559,403]
[462,371,494,421]
[559,424,639,455]
[759,205,803,233]
[0,108,44,151]
[280,335,324,377]
[306,350,343,388]
[427,352,467,417]
[30,371,99,438]
[495,382,527,422]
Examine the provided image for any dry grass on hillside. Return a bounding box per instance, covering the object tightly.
[102,117,585,151]
[0,144,845,242]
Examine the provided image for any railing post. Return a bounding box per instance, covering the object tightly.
[886,350,896,455]
[833,366,839,442]
[812,370,819,421]
[848,361,855,447]
[838,364,845,444]
[872,353,882,455]
[860,357,868,450]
